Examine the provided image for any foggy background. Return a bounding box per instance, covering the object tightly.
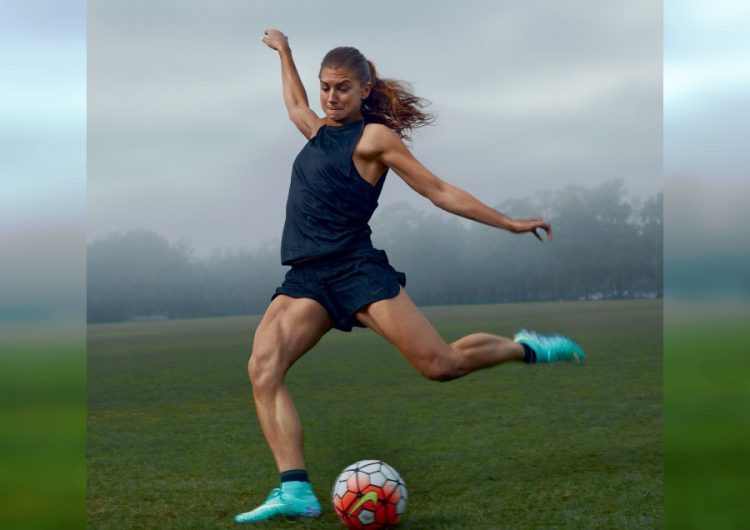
[1,3,86,529]
[1,2,85,325]
[664,0,750,299]
[663,2,750,527]
[87,182,662,322]
[87,0,662,257]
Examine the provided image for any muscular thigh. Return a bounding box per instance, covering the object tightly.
[253,295,333,369]
[354,287,450,371]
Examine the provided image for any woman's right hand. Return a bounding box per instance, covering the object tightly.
[511,218,553,241]
[261,29,289,52]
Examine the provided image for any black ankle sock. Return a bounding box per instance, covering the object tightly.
[521,343,537,364]
[280,469,309,483]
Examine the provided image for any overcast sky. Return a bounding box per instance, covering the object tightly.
[664,0,750,181]
[88,0,662,257]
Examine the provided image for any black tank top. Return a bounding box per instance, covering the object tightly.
[280,119,388,265]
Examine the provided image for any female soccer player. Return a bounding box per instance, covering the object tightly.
[235,29,585,524]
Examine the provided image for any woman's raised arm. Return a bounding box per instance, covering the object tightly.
[371,124,552,241]
[262,29,323,139]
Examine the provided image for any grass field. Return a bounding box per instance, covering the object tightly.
[664,301,750,529]
[1,323,85,530]
[88,299,662,529]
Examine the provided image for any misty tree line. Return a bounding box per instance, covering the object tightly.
[87,180,662,323]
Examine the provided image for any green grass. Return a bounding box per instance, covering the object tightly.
[664,301,750,529]
[87,300,662,529]
[0,324,86,530]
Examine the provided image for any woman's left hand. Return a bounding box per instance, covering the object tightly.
[511,218,552,241]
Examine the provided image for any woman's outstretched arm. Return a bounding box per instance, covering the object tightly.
[372,124,552,241]
[261,28,323,139]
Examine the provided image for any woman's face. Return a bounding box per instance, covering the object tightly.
[319,66,371,124]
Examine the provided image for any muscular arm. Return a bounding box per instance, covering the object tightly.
[372,125,551,239]
[431,181,518,232]
[262,29,322,139]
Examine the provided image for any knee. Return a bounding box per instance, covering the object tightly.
[417,348,463,382]
[247,341,285,390]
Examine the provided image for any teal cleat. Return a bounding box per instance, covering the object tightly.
[234,482,322,524]
[514,329,586,363]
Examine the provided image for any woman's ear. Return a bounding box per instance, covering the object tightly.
[362,82,372,100]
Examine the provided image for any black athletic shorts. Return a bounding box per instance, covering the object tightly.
[271,247,407,332]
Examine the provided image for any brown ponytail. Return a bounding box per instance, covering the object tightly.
[320,47,435,140]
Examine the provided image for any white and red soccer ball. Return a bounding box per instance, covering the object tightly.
[332,460,408,529]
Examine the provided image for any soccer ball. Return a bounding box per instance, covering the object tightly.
[332,460,408,529]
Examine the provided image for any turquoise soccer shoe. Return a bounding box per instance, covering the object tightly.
[514,329,586,363]
[234,482,322,524]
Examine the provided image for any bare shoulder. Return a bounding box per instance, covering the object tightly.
[307,116,326,139]
[360,123,403,156]
[289,106,326,140]
[304,116,327,140]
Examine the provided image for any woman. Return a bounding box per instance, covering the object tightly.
[235,29,585,524]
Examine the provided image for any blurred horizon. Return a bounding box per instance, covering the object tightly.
[664,1,750,527]
[85,180,663,323]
